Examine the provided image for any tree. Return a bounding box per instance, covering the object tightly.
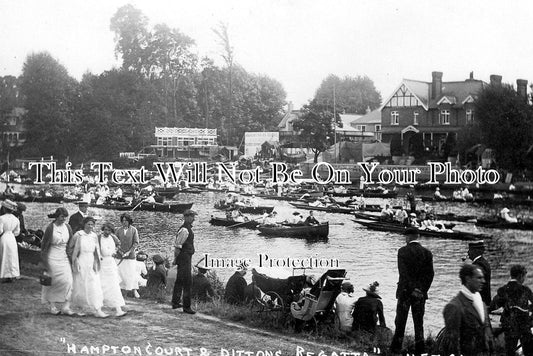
[474,84,533,171]
[213,23,234,144]
[19,52,78,159]
[292,103,340,163]
[313,74,382,114]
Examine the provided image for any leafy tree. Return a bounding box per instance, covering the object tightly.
[19,52,78,159]
[292,103,340,163]
[474,84,533,171]
[314,74,382,114]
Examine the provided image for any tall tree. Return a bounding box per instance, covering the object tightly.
[292,102,340,163]
[19,52,78,159]
[314,74,381,114]
[474,83,533,171]
[213,23,234,145]
[110,4,150,75]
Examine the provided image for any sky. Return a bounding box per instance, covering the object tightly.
[1,0,533,110]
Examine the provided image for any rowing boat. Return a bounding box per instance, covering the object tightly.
[289,202,354,214]
[353,219,489,241]
[214,202,274,214]
[90,201,193,213]
[257,222,329,239]
[353,212,456,229]
[475,217,533,230]
[209,217,259,229]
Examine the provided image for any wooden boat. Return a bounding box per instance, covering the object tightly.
[214,202,274,214]
[90,201,193,213]
[258,222,329,239]
[353,212,456,229]
[420,196,533,206]
[209,217,259,229]
[289,202,354,214]
[353,219,489,241]
[17,243,41,265]
[1,193,64,203]
[475,217,533,230]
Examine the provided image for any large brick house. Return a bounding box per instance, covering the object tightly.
[379,72,527,156]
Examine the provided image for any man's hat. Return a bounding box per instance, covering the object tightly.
[292,211,300,215]
[409,212,417,217]
[195,260,210,273]
[76,201,89,206]
[183,209,197,216]
[404,227,419,235]
[468,240,485,251]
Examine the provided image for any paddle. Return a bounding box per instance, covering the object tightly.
[131,200,144,211]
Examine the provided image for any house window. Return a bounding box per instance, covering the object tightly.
[413,111,419,125]
[466,109,474,123]
[356,125,366,132]
[440,110,450,125]
[374,124,382,141]
[391,111,399,125]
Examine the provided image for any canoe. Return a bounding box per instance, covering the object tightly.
[90,202,193,213]
[214,202,274,214]
[475,217,533,230]
[289,202,354,214]
[353,219,489,241]
[353,212,456,229]
[209,217,259,229]
[258,222,329,239]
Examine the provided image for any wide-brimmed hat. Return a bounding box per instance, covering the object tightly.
[1,199,18,212]
[195,259,210,273]
[363,281,381,298]
[409,212,417,217]
[76,201,89,206]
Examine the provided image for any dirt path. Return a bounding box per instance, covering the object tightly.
[0,274,373,356]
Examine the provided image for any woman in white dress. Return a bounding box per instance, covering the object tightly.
[0,200,21,283]
[99,222,126,316]
[41,207,75,315]
[116,214,140,298]
[71,216,107,318]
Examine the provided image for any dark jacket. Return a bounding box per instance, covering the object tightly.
[472,256,491,305]
[68,212,84,233]
[490,280,533,333]
[442,292,492,356]
[352,295,386,333]
[396,241,434,300]
[224,272,247,304]
[192,273,215,302]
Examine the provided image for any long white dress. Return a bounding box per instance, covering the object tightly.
[71,231,104,311]
[0,213,21,279]
[41,223,73,303]
[99,234,125,308]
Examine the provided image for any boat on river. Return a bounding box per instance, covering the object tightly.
[1,193,64,203]
[257,222,329,239]
[289,202,354,214]
[209,217,260,229]
[475,217,533,230]
[214,202,274,214]
[353,219,489,241]
[330,190,398,198]
[90,201,193,213]
[353,212,456,229]
[420,196,533,206]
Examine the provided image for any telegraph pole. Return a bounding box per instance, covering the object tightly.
[333,84,337,164]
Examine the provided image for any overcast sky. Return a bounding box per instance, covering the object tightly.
[1,0,532,109]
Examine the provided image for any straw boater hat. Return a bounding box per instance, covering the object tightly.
[363,281,381,299]
[195,260,210,273]
[292,211,300,216]
[1,200,18,212]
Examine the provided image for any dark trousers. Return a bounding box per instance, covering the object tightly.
[171,253,192,308]
[390,297,426,354]
[505,329,533,356]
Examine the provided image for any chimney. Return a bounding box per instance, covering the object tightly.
[517,79,528,100]
[469,71,474,80]
[287,101,293,113]
[431,71,443,99]
[490,74,502,86]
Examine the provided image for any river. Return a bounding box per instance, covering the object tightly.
[22,191,533,336]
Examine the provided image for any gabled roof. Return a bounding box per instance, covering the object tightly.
[277,110,302,130]
[338,114,362,131]
[380,79,430,111]
[349,110,381,126]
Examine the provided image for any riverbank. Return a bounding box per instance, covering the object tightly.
[0,263,376,356]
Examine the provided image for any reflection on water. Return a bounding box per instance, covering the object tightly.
[23,193,532,335]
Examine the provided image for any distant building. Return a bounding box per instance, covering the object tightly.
[348,110,383,142]
[244,132,279,157]
[277,102,304,147]
[1,107,27,147]
[151,127,218,159]
[379,71,500,155]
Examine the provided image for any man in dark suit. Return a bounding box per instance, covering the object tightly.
[68,201,88,233]
[390,227,434,355]
[468,241,491,306]
[442,264,493,356]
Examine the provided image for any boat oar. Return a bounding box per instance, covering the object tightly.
[328,222,345,226]
[131,199,145,211]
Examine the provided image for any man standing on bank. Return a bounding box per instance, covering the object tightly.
[390,227,434,355]
[171,209,197,314]
[468,241,491,306]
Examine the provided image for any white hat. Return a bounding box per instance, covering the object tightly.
[1,199,18,212]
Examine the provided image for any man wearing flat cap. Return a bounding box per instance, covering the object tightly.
[171,209,197,314]
[468,241,491,306]
[69,201,88,233]
[391,227,434,355]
